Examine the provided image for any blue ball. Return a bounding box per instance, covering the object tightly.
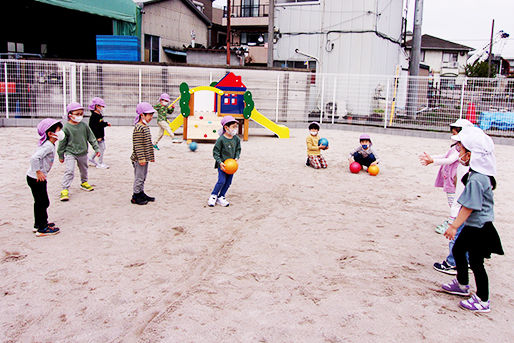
[189,141,198,152]
[318,138,329,147]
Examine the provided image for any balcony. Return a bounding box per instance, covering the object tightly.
[222,5,269,27]
[442,61,458,69]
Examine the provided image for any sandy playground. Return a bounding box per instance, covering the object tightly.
[0,126,513,342]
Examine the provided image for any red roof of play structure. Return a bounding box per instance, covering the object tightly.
[215,72,246,89]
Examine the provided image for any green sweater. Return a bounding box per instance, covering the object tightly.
[213,135,241,169]
[57,122,99,159]
[154,103,174,122]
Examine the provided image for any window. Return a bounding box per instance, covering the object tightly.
[242,0,259,17]
[240,32,267,46]
[421,50,425,62]
[231,94,238,105]
[442,52,458,63]
[273,60,317,70]
[144,34,160,62]
[7,42,24,53]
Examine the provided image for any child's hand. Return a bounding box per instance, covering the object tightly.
[348,157,354,163]
[95,152,101,157]
[36,170,46,182]
[444,224,458,240]
[419,152,433,166]
[59,158,64,163]
[370,161,377,166]
[220,162,226,172]
[139,161,147,166]
[97,138,102,142]
[107,123,111,127]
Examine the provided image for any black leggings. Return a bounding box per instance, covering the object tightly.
[27,176,49,230]
[452,225,489,301]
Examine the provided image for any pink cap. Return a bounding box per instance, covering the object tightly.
[134,102,156,125]
[160,93,171,101]
[219,115,237,135]
[88,97,106,111]
[359,133,371,141]
[37,118,62,146]
[66,102,83,114]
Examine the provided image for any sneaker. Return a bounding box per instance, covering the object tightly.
[435,220,449,234]
[306,157,310,166]
[433,260,457,275]
[142,192,155,202]
[208,195,217,207]
[459,294,490,313]
[96,163,109,169]
[172,138,183,144]
[36,226,60,237]
[442,278,470,296]
[80,182,94,192]
[60,189,69,201]
[88,158,97,167]
[131,192,148,205]
[216,196,230,207]
[33,222,55,233]
[153,144,160,150]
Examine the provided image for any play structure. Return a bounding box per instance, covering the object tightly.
[165,72,289,141]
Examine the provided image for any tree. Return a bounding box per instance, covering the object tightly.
[465,60,497,78]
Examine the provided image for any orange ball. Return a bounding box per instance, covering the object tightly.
[223,158,238,175]
[368,165,379,176]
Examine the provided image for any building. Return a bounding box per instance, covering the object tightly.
[272,0,404,75]
[222,0,270,66]
[405,34,473,77]
[139,0,212,63]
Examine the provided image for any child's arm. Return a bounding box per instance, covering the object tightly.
[30,146,50,181]
[57,129,68,162]
[167,106,174,115]
[86,125,100,155]
[213,139,222,164]
[432,150,459,166]
[348,146,359,161]
[370,147,380,165]
[444,206,472,240]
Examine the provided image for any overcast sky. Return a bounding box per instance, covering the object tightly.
[213,0,514,58]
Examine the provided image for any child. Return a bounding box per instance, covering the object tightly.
[153,93,177,150]
[131,102,156,205]
[27,118,64,236]
[88,97,111,169]
[441,126,503,313]
[208,116,241,207]
[306,122,328,169]
[419,119,474,233]
[58,102,100,201]
[348,134,379,169]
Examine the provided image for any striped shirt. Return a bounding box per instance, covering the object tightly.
[131,123,155,163]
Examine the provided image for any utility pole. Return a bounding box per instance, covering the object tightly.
[407,0,423,119]
[487,19,495,78]
[226,0,231,65]
[267,0,274,68]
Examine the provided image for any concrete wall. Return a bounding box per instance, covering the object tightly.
[186,50,242,66]
[141,0,209,63]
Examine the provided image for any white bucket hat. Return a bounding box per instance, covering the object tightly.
[451,126,496,176]
[450,118,474,128]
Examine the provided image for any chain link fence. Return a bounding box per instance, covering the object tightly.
[2,59,514,137]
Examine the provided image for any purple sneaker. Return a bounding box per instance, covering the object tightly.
[460,294,490,313]
[442,279,470,296]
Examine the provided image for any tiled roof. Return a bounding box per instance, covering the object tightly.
[405,34,473,51]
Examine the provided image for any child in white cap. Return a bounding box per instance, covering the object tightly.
[131,102,156,205]
[153,93,177,150]
[57,102,100,201]
[88,97,111,169]
[441,126,504,313]
[27,118,64,236]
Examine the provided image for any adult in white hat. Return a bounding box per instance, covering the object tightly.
[440,126,503,313]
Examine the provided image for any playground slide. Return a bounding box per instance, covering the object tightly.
[250,109,290,139]
[166,115,184,134]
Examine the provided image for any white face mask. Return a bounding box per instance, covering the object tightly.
[72,115,83,123]
[230,129,238,136]
[52,130,65,141]
[142,118,148,125]
[162,101,170,106]
[310,130,318,136]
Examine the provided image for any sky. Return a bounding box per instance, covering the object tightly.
[213,0,514,58]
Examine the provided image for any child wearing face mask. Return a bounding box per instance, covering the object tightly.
[88,97,111,169]
[441,126,503,313]
[419,119,474,234]
[348,134,379,170]
[131,102,157,205]
[306,122,328,169]
[27,118,64,236]
[153,93,177,150]
[57,102,100,201]
[208,116,241,207]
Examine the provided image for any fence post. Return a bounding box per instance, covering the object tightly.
[209,71,213,85]
[331,76,337,124]
[459,80,465,119]
[320,74,325,124]
[62,65,67,115]
[138,68,142,103]
[79,65,83,105]
[4,63,8,119]
[384,78,390,128]
[70,63,77,102]
[275,74,280,122]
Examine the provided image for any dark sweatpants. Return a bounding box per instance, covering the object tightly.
[27,175,49,231]
[353,152,376,167]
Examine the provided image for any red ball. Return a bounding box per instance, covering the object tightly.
[349,161,362,173]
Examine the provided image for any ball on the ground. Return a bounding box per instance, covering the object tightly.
[368,165,379,176]
[223,158,238,174]
[189,141,198,152]
[318,138,329,147]
[186,139,192,144]
[349,161,362,173]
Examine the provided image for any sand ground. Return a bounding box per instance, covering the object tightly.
[0,126,513,342]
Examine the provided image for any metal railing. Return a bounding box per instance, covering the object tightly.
[1,59,514,137]
[223,4,269,18]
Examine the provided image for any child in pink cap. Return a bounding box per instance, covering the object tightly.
[27,118,64,236]
[207,116,241,207]
[153,93,178,150]
[88,97,111,169]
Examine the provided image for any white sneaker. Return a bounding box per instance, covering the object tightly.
[208,195,217,207]
[216,196,230,207]
[88,158,97,167]
[96,163,109,169]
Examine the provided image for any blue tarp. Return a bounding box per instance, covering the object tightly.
[479,112,514,131]
[96,36,140,61]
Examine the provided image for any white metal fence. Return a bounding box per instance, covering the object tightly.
[2,59,514,137]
